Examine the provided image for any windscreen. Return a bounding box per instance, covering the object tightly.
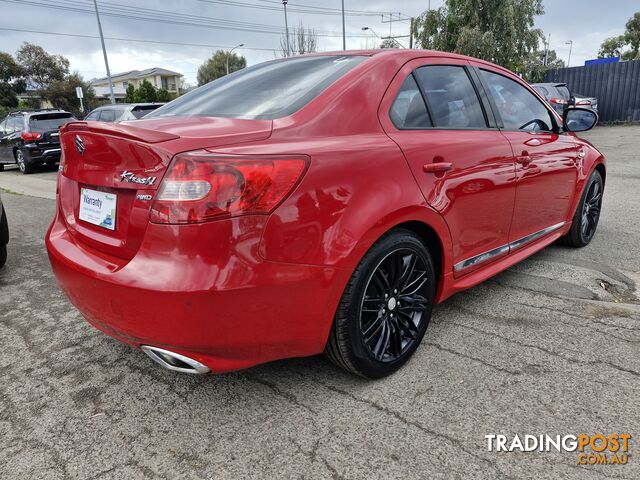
[29,113,76,132]
[147,55,367,120]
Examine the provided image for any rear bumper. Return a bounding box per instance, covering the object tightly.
[22,145,62,164]
[46,209,346,373]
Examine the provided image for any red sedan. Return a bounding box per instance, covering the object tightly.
[46,50,604,378]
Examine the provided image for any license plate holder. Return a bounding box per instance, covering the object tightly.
[79,187,117,231]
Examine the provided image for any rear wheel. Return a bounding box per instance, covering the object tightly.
[561,170,603,247]
[325,229,436,378]
[0,245,6,269]
[0,164,4,172]
[15,150,33,174]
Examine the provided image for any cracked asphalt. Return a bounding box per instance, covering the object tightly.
[1,126,639,479]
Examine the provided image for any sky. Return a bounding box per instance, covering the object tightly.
[0,0,636,87]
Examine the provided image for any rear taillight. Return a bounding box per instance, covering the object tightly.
[576,100,592,106]
[150,151,308,224]
[549,98,568,105]
[21,132,42,141]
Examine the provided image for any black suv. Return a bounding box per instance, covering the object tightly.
[0,110,77,174]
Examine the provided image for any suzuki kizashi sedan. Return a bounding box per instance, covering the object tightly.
[46,50,604,378]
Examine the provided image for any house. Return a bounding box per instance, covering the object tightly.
[90,68,183,101]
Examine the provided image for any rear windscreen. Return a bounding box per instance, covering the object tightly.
[29,114,76,132]
[147,55,367,120]
[131,105,161,119]
[556,86,571,100]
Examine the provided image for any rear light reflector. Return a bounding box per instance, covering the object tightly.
[549,98,568,105]
[150,151,308,224]
[21,132,42,141]
[576,100,592,106]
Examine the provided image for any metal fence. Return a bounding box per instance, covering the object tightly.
[544,60,640,123]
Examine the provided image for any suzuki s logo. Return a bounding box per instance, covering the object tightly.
[74,135,85,155]
[120,170,157,186]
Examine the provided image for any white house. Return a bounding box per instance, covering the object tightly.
[90,68,184,100]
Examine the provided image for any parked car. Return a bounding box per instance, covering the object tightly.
[531,82,599,115]
[531,82,574,114]
[573,93,599,113]
[83,103,165,122]
[0,109,77,174]
[47,50,604,379]
[0,193,7,269]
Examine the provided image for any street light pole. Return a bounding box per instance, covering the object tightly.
[566,39,573,67]
[282,0,290,56]
[341,0,346,50]
[226,43,244,75]
[93,0,115,104]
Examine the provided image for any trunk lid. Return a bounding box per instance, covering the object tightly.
[58,117,272,259]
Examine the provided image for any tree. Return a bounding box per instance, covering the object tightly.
[411,0,544,73]
[522,48,565,83]
[622,11,640,60]
[0,51,25,109]
[380,38,399,48]
[133,79,156,102]
[16,42,68,90]
[155,89,171,102]
[280,23,319,56]
[124,83,135,103]
[43,72,96,116]
[197,50,246,85]
[598,36,626,58]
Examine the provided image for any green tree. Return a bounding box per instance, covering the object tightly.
[16,42,68,90]
[522,48,565,83]
[622,11,640,60]
[411,0,544,72]
[43,72,95,116]
[133,79,156,102]
[124,83,135,103]
[0,51,25,109]
[598,36,626,58]
[197,50,246,85]
[379,38,399,48]
[155,88,171,102]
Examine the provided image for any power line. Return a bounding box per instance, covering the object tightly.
[3,0,376,38]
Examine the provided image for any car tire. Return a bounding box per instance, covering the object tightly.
[561,169,603,247]
[0,164,4,172]
[15,149,33,174]
[0,245,6,269]
[324,229,436,378]
[0,207,7,269]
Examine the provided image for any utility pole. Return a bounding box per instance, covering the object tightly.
[93,0,114,104]
[226,43,244,75]
[282,0,290,56]
[341,0,346,50]
[566,39,573,67]
[409,17,414,49]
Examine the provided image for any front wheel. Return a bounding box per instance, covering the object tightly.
[325,229,436,378]
[561,170,603,247]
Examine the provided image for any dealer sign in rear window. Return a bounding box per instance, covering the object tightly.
[79,188,117,231]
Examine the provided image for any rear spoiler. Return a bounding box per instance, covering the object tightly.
[62,121,179,143]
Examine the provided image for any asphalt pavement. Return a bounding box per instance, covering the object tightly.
[0,126,639,479]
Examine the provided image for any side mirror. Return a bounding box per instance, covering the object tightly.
[563,107,598,132]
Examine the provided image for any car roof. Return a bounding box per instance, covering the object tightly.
[93,103,164,110]
[7,109,71,117]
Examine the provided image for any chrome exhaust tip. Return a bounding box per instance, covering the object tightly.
[141,346,210,374]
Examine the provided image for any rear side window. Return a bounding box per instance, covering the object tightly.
[29,113,75,132]
[390,75,431,129]
[481,70,554,132]
[99,109,116,122]
[84,110,100,121]
[414,66,487,129]
[9,116,23,133]
[131,105,161,119]
[533,85,550,98]
[147,55,367,120]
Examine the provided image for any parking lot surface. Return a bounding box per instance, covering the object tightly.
[1,126,639,479]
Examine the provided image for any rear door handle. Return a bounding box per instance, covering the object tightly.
[516,155,532,165]
[423,162,453,173]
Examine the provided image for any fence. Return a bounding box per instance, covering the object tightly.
[544,60,640,123]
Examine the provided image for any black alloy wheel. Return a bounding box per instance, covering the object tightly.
[562,169,604,247]
[325,229,436,378]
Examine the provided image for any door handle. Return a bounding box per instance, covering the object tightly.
[423,162,453,173]
[516,152,532,165]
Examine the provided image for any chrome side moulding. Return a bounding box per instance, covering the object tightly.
[141,345,211,374]
[454,222,565,273]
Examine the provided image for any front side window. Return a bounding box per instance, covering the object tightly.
[414,66,487,129]
[84,111,100,121]
[147,55,367,120]
[99,109,116,122]
[389,75,431,129]
[481,70,554,132]
[10,116,23,133]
